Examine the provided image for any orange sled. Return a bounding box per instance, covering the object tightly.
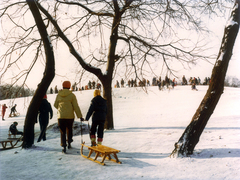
[81,142,122,165]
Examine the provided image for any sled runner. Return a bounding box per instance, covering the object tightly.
[0,131,23,150]
[9,112,20,118]
[0,137,23,150]
[8,130,21,139]
[81,142,121,165]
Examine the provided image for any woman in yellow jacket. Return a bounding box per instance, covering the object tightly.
[54,81,84,153]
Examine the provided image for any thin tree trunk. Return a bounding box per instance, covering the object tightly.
[23,0,55,148]
[171,0,239,157]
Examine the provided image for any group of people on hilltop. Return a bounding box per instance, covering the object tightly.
[115,76,177,90]
[114,75,211,91]
[182,75,211,86]
[49,81,102,94]
[45,81,107,153]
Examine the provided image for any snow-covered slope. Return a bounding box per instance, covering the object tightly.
[0,85,239,180]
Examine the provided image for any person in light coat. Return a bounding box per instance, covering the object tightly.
[54,81,84,153]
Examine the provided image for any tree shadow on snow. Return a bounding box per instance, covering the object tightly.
[34,122,89,141]
[191,148,240,159]
[118,152,169,168]
[105,127,187,134]
[108,126,240,134]
[30,145,81,155]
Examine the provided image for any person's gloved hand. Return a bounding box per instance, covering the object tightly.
[80,118,84,121]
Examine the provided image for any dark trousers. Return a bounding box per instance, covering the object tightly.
[90,120,105,139]
[58,119,74,147]
[11,130,23,136]
[38,117,49,142]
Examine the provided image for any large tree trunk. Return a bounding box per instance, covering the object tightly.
[171,0,239,157]
[102,79,114,130]
[23,0,55,148]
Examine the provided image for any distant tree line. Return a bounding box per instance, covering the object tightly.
[224,76,240,87]
[0,84,35,100]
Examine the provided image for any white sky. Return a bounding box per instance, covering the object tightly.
[0,3,239,90]
[45,16,240,90]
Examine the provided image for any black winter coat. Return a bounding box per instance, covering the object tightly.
[86,96,107,122]
[38,99,53,122]
[9,124,18,134]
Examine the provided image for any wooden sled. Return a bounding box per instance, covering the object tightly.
[0,138,22,150]
[81,142,122,165]
[9,112,20,118]
[8,130,22,139]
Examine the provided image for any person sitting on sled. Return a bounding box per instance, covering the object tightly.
[9,104,17,117]
[84,89,107,146]
[9,122,23,135]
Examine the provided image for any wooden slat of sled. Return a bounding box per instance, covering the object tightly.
[81,143,122,165]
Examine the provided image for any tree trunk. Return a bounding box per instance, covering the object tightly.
[171,0,239,157]
[102,79,114,130]
[23,0,55,148]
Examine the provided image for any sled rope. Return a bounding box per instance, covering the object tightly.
[80,120,83,144]
[80,120,91,144]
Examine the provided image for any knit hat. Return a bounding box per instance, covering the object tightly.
[62,81,71,89]
[13,122,18,125]
[94,89,101,97]
[43,94,47,99]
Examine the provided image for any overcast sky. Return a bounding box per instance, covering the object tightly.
[1,2,239,90]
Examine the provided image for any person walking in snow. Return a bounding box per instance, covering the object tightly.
[84,89,107,146]
[54,81,84,153]
[2,104,8,120]
[37,94,53,142]
[9,104,17,117]
[182,75,187,85]
[191,83,198,91]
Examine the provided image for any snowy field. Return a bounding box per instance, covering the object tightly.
[0,85,240,180]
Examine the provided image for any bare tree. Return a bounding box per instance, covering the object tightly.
[35,0,232,129]
[171,0,240,157]
[22,0,55,148]
[0,0,234,131]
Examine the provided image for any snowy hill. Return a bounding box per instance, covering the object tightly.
[0,85,240,180]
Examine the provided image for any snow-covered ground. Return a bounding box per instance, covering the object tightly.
[0,85,240,180]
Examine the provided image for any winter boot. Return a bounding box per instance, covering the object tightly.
[97,138,103,145]
[91,136,96,146]
[62,146,66,153]
[91,138,96,146]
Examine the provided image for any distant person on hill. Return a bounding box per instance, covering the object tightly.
[54,81,84,153]
[191,83,198,91]
[2,104,8,120]
[37,94,53,142]
[182,75,187,85]
[9,104,17,117]
[84,89,107,146]
[9,122,23,135]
